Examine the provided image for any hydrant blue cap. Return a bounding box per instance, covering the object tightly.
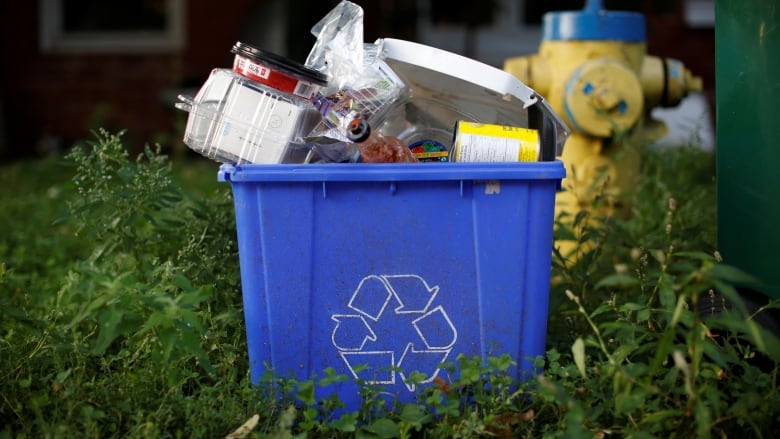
[542,4,646,42]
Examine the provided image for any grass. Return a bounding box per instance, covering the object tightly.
[1,129,778,438]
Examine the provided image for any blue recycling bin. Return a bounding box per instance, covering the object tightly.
[219,161,565,411]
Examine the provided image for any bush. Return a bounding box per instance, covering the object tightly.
[1,130,778,437]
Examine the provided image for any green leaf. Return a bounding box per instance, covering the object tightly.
[92,307,124,354]
[615,392,645,414]
[701,337,733,369]
[641,409,683,425]
[161,193,182,203]
[318,367,349,386]
[330,412,359,433]
[177,309,206,333]
[56,368,73,383]
[658,273,676,309]
[612,343,637,364]
[363,419,400,439]
[637,307,651,322]
[67,293,112,329]
[140,311,171,334]
[618,302,644,312]
[704,263,760,286]
[589,302,614,318]
[734,319,780,364]
[596,273,640,289]
[178,285,212,307]
[0,304,32,322]
[173,274,194,293]
[296,380,315,406]
[156,327,177,364]
[459,360,481,384]
[555,228,578,242]
[487,353,515,372]
[398,404,430,429]
[694,399,714,437]
[572,337,587,379]
[650,326,679,376]
[179,330,215,375]
[142,213,159,227]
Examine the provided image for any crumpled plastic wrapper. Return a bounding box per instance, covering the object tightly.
[305,0,366,96]
[304,0,404,144]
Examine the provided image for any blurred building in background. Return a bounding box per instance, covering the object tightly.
[0,0,713,161]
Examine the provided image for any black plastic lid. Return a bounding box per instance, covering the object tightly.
[231,41,328,86]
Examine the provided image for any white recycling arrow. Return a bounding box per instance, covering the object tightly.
[383,274,440,314]
[397,343,452,392]
[412,306,457,349]
[348,275,392,321]
[340,351,395,384]
[331,315,376,351]
[331,273,459,392]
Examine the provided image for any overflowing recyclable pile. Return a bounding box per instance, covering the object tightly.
[175,1,568,165]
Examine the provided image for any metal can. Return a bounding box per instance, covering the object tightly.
[451,121,540,162]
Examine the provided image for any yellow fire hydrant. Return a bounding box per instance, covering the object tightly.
[504,0,702,259]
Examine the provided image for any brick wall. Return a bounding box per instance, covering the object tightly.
[0,1,256,158]
[645,12,715,109]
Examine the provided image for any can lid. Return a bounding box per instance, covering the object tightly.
[231,41,328,85]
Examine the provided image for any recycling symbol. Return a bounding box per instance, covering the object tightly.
[331,274,458,392]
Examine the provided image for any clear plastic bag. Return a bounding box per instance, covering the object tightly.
[305,1,404,143]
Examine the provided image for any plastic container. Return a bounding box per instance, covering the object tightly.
[176,68,324,164]
[219,161,566,410]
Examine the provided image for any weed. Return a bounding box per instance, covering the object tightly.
[1,131,777,437]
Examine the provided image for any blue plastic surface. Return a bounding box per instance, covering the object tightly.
[542,0,645,43]
[221,161,565,410]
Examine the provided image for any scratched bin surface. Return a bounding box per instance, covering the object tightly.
[218,161,565,411]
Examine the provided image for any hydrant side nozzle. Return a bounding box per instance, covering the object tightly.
[641,55,703,108]
[687,70,704,93]
[640,56,666,108]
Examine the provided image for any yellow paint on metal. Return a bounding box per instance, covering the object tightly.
[564,58,644,137]
[641,56,703,108]
[505,39,701,260]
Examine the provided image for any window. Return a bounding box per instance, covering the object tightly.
[684,0,714,28]
[39,0,185,53]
